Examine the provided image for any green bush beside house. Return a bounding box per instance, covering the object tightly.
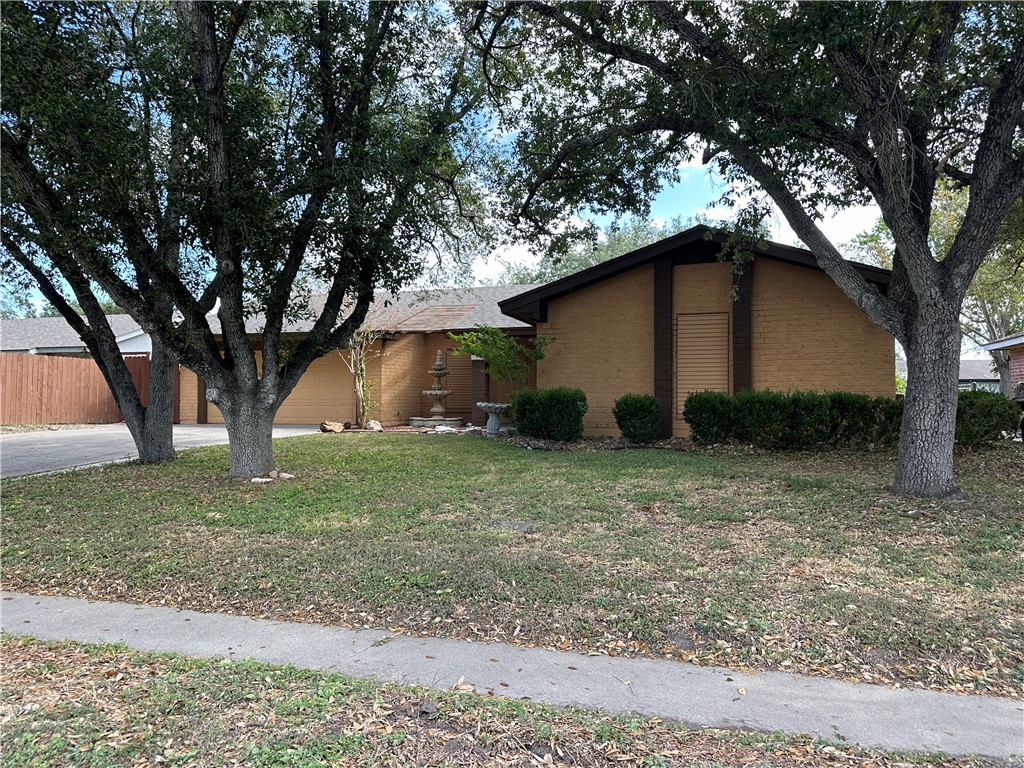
[683,389,1017,450]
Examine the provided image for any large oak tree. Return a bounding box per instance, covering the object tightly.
[2,1,492,476]
[479,1,1024,497]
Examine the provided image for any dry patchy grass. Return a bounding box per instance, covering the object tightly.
[0,636,997,768]
[3,434,1022,698]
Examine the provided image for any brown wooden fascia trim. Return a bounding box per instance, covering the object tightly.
[732,263,754,394]
[653,255,674,439]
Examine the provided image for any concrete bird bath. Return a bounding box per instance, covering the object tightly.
[476,401,510,437]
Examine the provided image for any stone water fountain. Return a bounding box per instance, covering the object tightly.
[408,350,464,429]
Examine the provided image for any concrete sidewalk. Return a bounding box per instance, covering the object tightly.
[2,591,1021,760]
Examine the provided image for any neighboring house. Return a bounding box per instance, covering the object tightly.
[0,315,148,355]
[500,225,895,438]
[177,284,542,427]
[982,332,1024,396]
[895,359,1001,393]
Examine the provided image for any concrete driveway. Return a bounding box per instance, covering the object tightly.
[0,423,320,479]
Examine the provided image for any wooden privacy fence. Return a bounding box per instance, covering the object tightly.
[0,353,163,425]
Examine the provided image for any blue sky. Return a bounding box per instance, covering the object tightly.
[473,164,883,283]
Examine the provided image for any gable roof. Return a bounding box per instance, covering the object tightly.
[205,283,544,337]
[373,284,542,333]
[981,332,1024,352]
[499,225,892,325]
[0,314,142,354]
[896,358,997,382]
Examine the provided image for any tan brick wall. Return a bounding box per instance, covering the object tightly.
[197,351,356,425]
[178,366,199,423]
[673,262,734,436]
[751,259,895,396]
[377,333,427,426]
[537,264,654,435]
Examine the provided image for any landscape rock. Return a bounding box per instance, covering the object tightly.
[269,469,279,478]
[417,698,438,717]
[319,421,346,433]
[434,425,458,434]
[366,420,384,432]
[250,477,273,484]
[278,472,295,480]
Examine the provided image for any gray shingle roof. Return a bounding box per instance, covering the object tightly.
[896,358,997,381]
[1,285,539,352]
[374,284,542,332]
[217,284,542,336]
[0,314,142,353]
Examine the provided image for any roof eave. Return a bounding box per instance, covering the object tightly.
[27,346,88,355]
[499,225,893,325]
[981,333,1024,352]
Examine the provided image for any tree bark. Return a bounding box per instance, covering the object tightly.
[992,350,1012,398]
[893,305,962,498]
[212,387,278,478]
[137,340,177,464]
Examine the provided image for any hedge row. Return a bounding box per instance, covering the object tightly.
[683,389,1018,450]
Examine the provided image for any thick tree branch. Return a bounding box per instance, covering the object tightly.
[945,36,1024,295]
[520,1,680,84]
[192,0,254,384]
[726,138,906,341]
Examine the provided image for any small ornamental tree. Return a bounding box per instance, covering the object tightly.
[340,326,386,427]
[448,325,552,397]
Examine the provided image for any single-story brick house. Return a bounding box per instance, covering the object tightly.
[178,284,541,427]
[499,225,895,438]
[5,227,896,434]
[896,358,1001,393]
[982,332,1024,396]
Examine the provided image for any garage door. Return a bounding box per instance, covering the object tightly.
[676,312,730,416]
[208,351,357,425]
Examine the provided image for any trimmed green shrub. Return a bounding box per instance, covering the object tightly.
[871,396,904,446]
[732,390,792,449]
[827,392,877,446]
[613,393,661,443]
[788,391,835,448]
[955,391,1020,448]
[511,387,588,442]
[682,391,734,444]
[684,389,907,449]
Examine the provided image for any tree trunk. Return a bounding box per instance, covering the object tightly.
[138,341,177,463]
[97,343,176,466]
[214,387,278,477]
[992,350,1012,398]
[893,306,962,498]
[352,349,366,427]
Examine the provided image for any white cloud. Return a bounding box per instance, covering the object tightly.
[771,203,881,250]
[472,241,541,283]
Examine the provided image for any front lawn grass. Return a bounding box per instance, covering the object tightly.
[3,434,1022,697]
[0,636,996,768]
